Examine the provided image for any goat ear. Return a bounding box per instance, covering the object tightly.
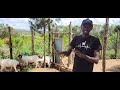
[38,55,42,58]
[18,55,22,59]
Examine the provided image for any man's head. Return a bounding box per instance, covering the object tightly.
[81,19,93,36]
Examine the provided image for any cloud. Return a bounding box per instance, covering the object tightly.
[0,18,30,30]
[57,18,87,26]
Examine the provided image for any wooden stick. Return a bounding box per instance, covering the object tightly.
[8,26,13,59]
[52,46,66,67]
[31,27,35,55]
[68,22,72,67]
[102,18,109,72]
[51,62,72,72]
[43,26,46,68]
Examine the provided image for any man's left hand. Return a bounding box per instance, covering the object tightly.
[73,50,85,59]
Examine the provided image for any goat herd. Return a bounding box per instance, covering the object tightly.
[0,55,52,72]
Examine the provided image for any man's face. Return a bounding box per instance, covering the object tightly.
[81,24,93,35]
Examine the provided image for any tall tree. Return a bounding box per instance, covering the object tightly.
[0,24,19,39]
[114,25,120,59]
[48,18,54,56]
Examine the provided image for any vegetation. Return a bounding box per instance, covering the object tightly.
[0,23,120,60]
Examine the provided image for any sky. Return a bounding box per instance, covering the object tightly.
[0,18,120,30]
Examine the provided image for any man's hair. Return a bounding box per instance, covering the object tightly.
[81,19,93,27]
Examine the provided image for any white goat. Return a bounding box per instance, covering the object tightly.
[38,56,51,68]
[17,55,42,68]
[0,59,19,72]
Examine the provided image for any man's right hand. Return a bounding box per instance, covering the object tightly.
[58,46,73,57]
[58,51,66,57]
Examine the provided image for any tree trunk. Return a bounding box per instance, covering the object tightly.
[55,26,58,37]
[48,23,51,56]
[8,26,13,59]
[31,27,34,55]
[52,27,55,63]
[101,34,104,59]
[102,18,109,72]
[68,22,72,67]
[115,30,119,59]
[43,26,46,68]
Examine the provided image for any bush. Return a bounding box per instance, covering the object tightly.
[110,54,116,59]
[0,46,10,59]
[106,50,116,59]
[106,49,120,59]
[0,39,4,47]
[117,50,120,59]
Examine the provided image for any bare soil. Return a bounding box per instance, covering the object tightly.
[93,59,120,72]
[31,68,60,72]
[30,57,120,72]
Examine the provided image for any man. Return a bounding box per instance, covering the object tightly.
[58,19,102,72]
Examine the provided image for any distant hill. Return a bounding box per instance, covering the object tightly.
[14,28,50,34]
[14,29,30,32]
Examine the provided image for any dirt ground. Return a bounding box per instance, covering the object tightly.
[30,57,120,72]
[31,68,60,72]
[93,59,120,72]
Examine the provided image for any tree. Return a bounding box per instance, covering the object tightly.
[48,18,54,56]
[0,24,20,59]
[29,18,60,68]
[0,24,20,39]
[0,24,10,39]
[72,25,80,37]
[114,25,120,59]
[29,18,49,68]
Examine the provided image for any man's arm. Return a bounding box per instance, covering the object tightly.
[74,50,100,64]
[58,46,73,57]
[58,36,77,57]
[83,50,100,64]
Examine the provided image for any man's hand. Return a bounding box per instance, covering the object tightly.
[58,51,66,57]
[73,50,85,58]
[58,46,73,57]
[74,49,100,64]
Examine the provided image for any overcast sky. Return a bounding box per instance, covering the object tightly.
[0,18,120,30]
